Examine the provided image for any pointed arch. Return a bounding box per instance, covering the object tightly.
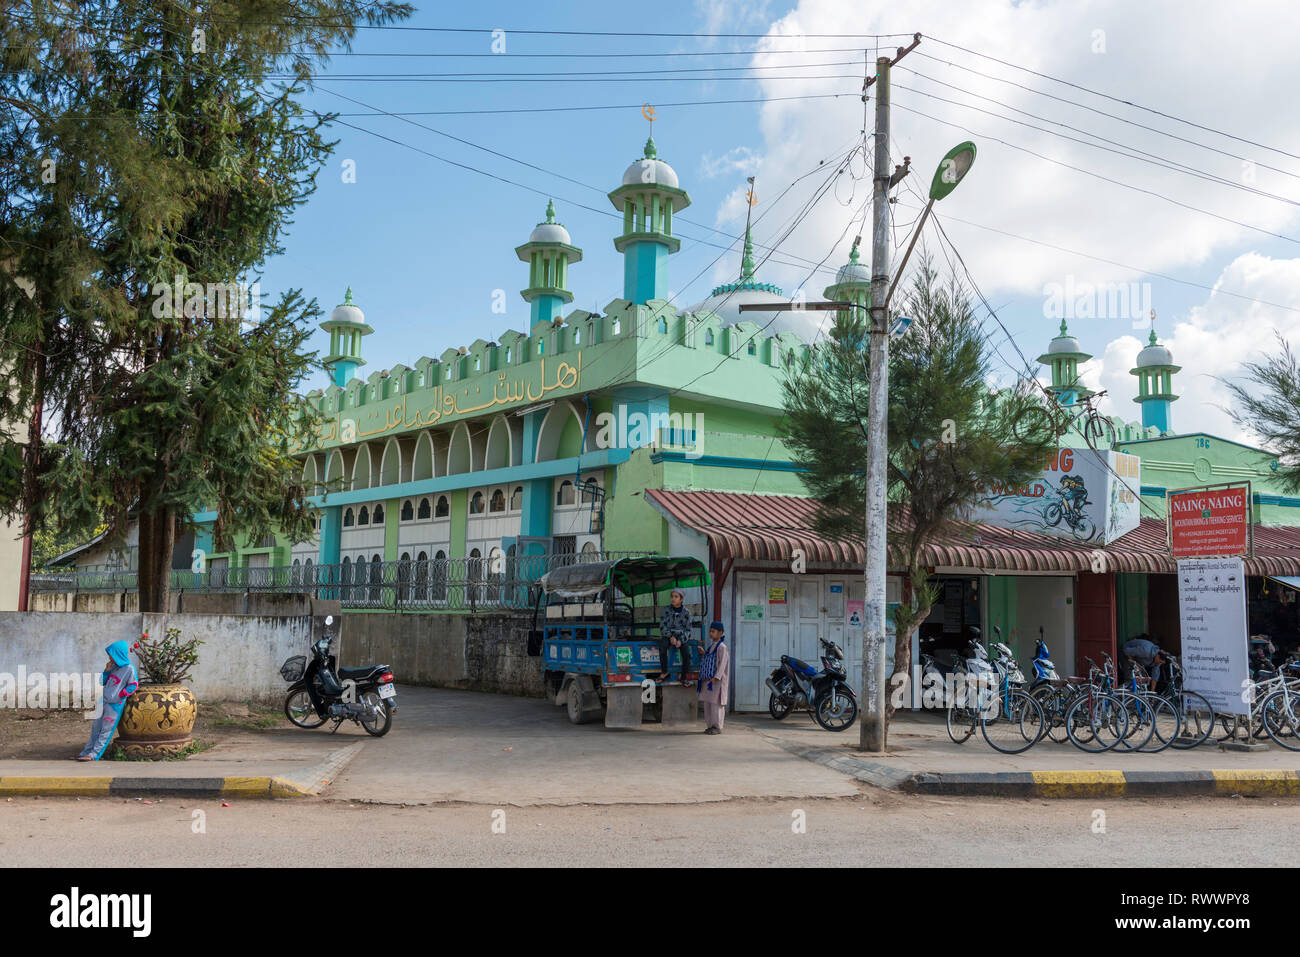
[448,422,472,475]
[412,431,435,481]
[433,431,450,477]
[379,437,402,487]
[301,455,320,496]
[325,449,346,492]
[534,399,585,463]
[351,443,374,490]
[485,414,512,471]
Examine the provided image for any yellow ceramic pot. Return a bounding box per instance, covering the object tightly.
[116,684,198,758]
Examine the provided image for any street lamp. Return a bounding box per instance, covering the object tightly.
[885,141,977,308]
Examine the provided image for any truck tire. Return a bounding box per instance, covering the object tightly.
[566,680,596,724]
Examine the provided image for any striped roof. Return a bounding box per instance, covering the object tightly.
[645,489,1300,575]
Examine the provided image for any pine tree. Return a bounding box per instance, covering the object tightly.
[1225,333,1300,493]
[781,257,1055,722]
[0,0,412,611]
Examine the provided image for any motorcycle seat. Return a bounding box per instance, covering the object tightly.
[338,664,389,680]
[786,656,817,676]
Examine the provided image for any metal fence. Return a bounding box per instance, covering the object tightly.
[31,550,655,613]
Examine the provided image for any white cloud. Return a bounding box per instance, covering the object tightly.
[1090,253,1300,444]
[699,146,762,180]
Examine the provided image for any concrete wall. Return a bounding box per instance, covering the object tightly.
[0,607,338,703]
[341,611,543,697]
[30,590,315,615]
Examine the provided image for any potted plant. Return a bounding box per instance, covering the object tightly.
[115,627,203,758]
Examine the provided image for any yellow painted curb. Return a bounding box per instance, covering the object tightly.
[1031,770,1127,798]
[218,776,278,797]
[0,776,112,795]
[269,777,309,798]
[1211,769,1300,795]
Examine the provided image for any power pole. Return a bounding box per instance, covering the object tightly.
[860,35,919,753]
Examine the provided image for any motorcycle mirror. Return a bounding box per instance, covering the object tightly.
[324,615,334,626]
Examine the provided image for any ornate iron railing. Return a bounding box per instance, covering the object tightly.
[30,550,655,613]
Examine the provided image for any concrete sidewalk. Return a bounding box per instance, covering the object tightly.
[0,733,367,798]
[740,710,1300,797]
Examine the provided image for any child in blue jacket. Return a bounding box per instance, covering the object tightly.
[77,640,139,761]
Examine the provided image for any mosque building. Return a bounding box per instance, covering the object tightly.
[50,132,1300,709]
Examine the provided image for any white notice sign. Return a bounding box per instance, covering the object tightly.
[1176,557,1250,718]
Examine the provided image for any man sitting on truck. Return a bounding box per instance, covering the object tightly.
[658,588,694,685]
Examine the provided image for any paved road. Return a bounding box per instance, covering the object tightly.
[2,790,1295,866]
[327,687,858,805]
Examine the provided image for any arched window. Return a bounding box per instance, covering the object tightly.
[573,327,581,345]
[435,495,449,518]
[415,550,429,601]
[373,503,384,524]
[556,479,575,506]
[417,497,431,520]
[470,491,485,514]
[474,356,481,371]
[398,551,411,602]
[445,365,452,380]
[510,486,523,510]
[612,318,621,335]
[747,340,756,356]
[433,549,447,602]
[784,351,794,367]
[505,347,512,364]
[342,556,353,600]
[369,553,382,602]
[580,478,601,504]
[705,328,714,346]
[343,508,355,528]
[537,338,545,355]
[401,500,414,521]
[489,488,505,513]
[580,541,599,562]
[291,557,301,585]
[657,316,667,334]
[358,506,369,526]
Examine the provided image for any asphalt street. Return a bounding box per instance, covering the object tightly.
[3,791,1296,867]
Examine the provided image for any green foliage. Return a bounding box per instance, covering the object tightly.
[133,626,203,685]
[0,1,413,609]
[1224,333,1300,494]
[780,256,1056,707]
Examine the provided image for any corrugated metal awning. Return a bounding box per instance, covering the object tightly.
[645,489,1300,575]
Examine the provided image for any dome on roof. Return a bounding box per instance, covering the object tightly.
[329,287,366,326]
[1046,319,1084,355]
[621,136,680,190]
[1136,329,1175,367]
[833,244,871,286]
[688,286,822,341]
[527,199,573,245]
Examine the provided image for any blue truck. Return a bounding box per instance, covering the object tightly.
[529,556,711,728]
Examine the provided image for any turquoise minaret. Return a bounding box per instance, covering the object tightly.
[514,199,582,326]
[1131,328,1180,434]
[823,241,872,336]
[608,136,691,304]
[1037,319,1093,407]
[320,287,373,388]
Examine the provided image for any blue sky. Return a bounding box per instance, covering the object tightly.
[263,1,1300,440]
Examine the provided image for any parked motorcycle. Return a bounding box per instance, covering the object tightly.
[765,637,858,732]
[281,615,396,737]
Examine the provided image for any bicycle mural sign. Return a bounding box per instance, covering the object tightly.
[967,448,1142,545]
[1168,483,1252,558]
[1176,556,1251,717]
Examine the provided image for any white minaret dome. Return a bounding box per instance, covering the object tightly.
[330,287,366,326]
[622,136,680,189]
[1135,328,1175,367]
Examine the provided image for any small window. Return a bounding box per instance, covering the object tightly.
[435,495,449,517]
[510,486,523,510]
[705,329,714,346]
[785,351,794,367]
[417,497,431,520]
[612,318,621,335]
[445,366,452,380]
[573,327,581,345]
[505,347,512,364]
[401,500,414,521]
[489,489,505,513]
[343,508,355,528]
[373,503,384,524]
[658,317,667,334]
[747,340,756,356]
[474,356,481,371]
[537,338,545,355]
[580,478,601,503]
[358,506,370,526]
[556,479,575,506]
[470,491,485,514]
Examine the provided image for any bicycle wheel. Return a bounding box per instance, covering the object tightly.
[1066,692,1129,752]
[1263,691,1300,751]
[1170,690,1215,749]
[1138,694,1181,753]
[946,702,977,744]
[1112,691,1156,753]
[980,688,1044,755]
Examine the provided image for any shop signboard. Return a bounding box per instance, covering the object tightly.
[1176,557,1251,718]
[968,448,1141,545]
[1168,484,1251,558]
